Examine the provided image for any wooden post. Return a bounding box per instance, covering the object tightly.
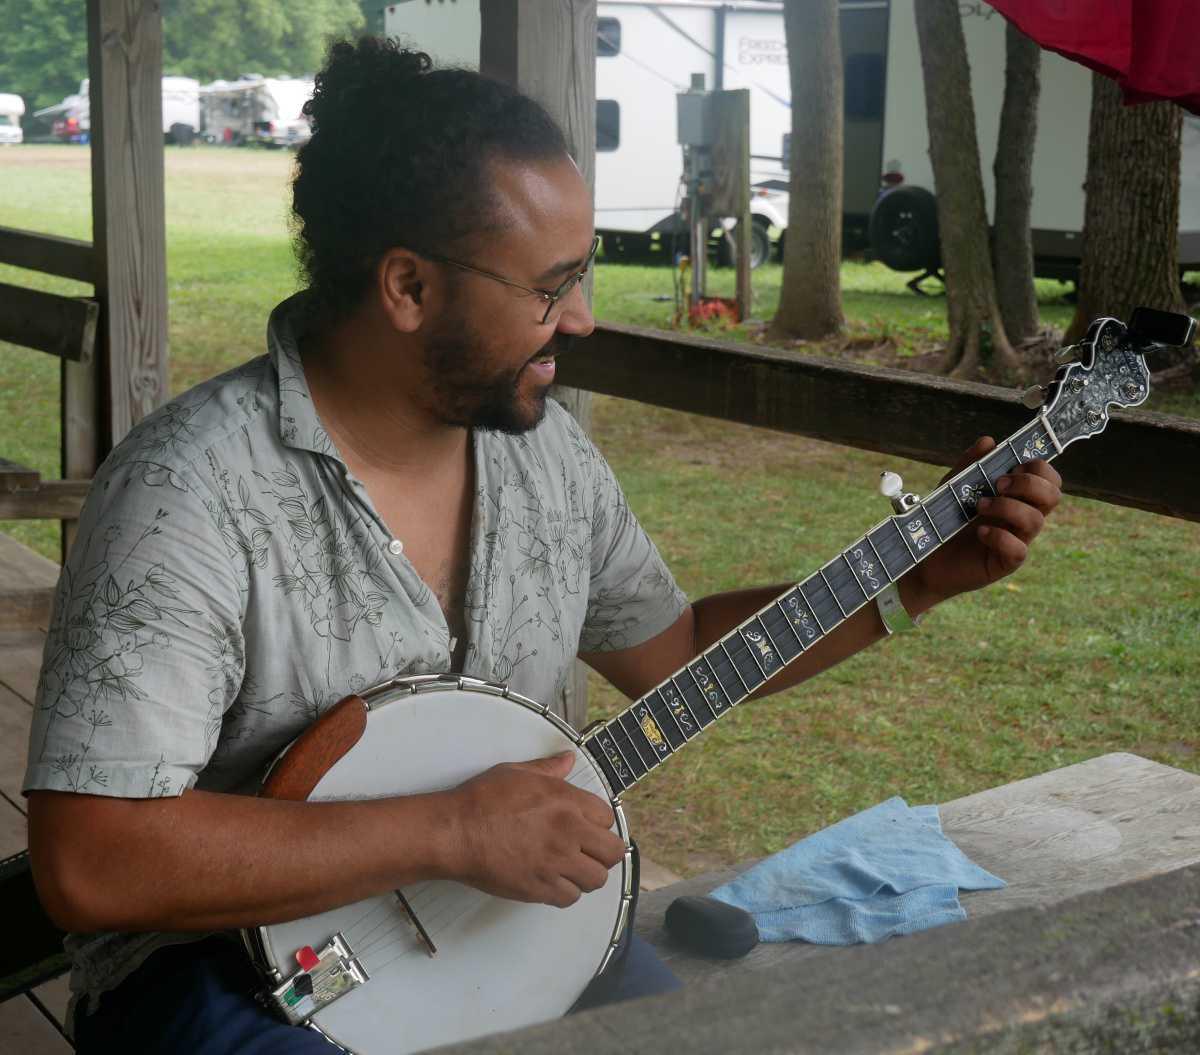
[710,89,752,319]
[70,0,169,560]
[480,0,597,728]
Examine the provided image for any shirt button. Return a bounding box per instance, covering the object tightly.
[387,539,404,556]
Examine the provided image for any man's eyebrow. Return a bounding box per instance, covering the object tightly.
[533,253,587,284]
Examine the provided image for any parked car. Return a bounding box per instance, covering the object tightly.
[0,93,24,144]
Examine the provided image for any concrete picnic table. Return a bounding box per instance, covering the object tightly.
[440,752,1200,1054]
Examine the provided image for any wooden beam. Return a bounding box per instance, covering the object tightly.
[0,226,96,285]
[561,323,1200,523]
[87,0,168,454]
[0,482,91,521]
[480,0,597,730]
[0,460,40,492]
[0,283,98,362]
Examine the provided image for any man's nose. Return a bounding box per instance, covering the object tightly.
[556,283,595,337]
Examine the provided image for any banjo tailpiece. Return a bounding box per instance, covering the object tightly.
[264,932,369,1026]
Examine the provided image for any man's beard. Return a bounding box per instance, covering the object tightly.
[423,323,572,435]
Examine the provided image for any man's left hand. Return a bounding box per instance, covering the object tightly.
[904,436,1062,613]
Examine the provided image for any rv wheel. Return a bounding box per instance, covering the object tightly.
[869,185,940,273]
[168,122,195,146]
[716,220,772,270]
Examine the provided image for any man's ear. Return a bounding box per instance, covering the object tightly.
[377,249,425,333]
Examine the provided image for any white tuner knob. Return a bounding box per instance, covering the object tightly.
[879,471,903,499]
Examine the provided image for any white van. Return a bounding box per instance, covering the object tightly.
[0,93,24,145]
[383,0,1200,279]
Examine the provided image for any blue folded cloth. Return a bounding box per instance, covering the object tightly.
[710,796,1004,944]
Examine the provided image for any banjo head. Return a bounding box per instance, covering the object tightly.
[248,676,632,1054]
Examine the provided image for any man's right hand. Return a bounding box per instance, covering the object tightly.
[441,751,627,908]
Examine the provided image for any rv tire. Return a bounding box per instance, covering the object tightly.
[717,219,771,270]
[869,185,940,273]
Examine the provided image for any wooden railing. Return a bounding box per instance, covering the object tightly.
[564,323,1200,524]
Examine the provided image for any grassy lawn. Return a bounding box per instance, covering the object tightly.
[2,145,1197,876]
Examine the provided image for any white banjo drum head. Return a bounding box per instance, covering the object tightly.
[254,679,631,1054]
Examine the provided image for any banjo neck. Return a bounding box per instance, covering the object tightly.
[581,414,1072,796]
[583,303,1200,794]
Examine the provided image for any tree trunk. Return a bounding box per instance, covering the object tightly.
[914,0,1021,380]
[770,0,843,341]
[1065,74,1185,346]
[992,20,1041,344]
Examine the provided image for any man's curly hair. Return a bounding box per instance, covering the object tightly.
[292,37,568,317]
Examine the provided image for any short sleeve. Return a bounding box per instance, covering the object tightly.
[576,430,688,654]
[23,456,245,800]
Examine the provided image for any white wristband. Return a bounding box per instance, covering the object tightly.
[876,583,921,634]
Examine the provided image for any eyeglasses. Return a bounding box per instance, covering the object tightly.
[420,235,600,325]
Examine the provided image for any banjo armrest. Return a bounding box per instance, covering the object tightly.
[259,694,370,802]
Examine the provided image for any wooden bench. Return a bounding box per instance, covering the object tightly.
[3,675,1198,1054]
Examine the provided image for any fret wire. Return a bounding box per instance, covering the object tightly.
[669,675,704,732]
[683,665,720,719]
[648,688,687,743]
[920,503,945,542]
[838,554,870,601]
[739,629,769,679]
[584,736,627,793]
[1005,438,1023,466]
[696,657,735,712]
[893,516,920,562]
[717,639,751,696]
[801,583,830,633]
[599,720,638,781]
[817,569,848,618]
[774,600,807,650]
[616,712,657,770]
[862,535,892,582]
[979,464,999,496]
[946,484,968,518]
[757,616,784,657]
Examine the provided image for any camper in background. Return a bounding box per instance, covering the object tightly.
[199,77,314,148]
[0,94,24,145]
[33,77,200,145]
[383,0,1200,281]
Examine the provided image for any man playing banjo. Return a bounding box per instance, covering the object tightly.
[25,38,1061,1053]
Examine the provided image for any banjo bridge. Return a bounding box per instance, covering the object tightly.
[266,932,370,1026]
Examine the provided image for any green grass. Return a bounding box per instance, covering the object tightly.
[2,145,1197,876]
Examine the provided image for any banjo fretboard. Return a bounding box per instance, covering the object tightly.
[582,416,1061,794]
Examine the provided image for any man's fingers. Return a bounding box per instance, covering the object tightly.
[1016,457,1063,491]
[560,851,612,895]
[941,436,996,484]
[514,751,576,779]
[977,495,1045,542]
[992,472,1060,516]
[977,524,1029,570]
[570,785,617,828]
[578,825,627,869]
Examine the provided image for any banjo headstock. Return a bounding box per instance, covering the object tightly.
[1034,308,1196,448]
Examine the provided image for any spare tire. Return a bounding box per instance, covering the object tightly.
[869,185,940,272]
[168,122,195,146]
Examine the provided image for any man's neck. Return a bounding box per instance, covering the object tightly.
[300,311,468,478]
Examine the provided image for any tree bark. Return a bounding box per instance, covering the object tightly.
[1065,74,1185,345]
[914,0,1021,380]
[770,0,844,340]
[992,20,1041,344]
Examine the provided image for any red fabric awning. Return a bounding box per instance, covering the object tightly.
[985,0,1200,115]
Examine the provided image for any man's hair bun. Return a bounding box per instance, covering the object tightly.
[292,37,568,318]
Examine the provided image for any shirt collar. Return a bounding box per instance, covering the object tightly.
[266,291,342,461]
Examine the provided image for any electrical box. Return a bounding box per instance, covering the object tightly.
[677,73,716,147]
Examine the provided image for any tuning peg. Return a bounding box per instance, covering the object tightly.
[1020,385,1047,410]
[879,471,920,514]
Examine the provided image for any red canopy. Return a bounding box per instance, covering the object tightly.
[985,0,1200,115]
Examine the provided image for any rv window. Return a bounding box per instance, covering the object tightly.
[597,17,621,57]
[844,53,884,121]
[596,100,620,152]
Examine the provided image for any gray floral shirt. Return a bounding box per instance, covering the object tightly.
[23,292,688,1023]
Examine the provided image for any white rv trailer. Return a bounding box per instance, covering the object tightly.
[382,0,1200,278]
[199,77,314,147]
[33,77,201,144]
[0,93,24,145]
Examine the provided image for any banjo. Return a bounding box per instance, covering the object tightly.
[243,309,1193,1054]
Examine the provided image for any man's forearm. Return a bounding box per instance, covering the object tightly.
[28,788,457,934]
